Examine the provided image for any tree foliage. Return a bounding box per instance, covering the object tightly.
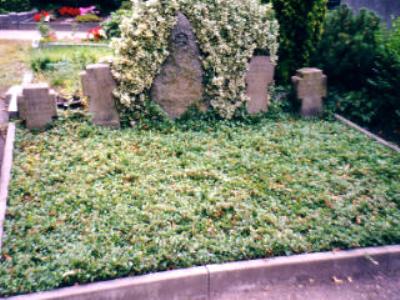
[262,0,328,82]
[0,0,31,13]
[315,6,400,138]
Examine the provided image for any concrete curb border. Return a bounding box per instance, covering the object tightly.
[5,245,400,300]
[335,114,400,152]
[0,123,16,251]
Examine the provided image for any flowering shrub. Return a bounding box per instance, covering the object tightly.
[112,0,279,121]
[87,26,106,41]
[58,6,81,17]
[33,11,50,22]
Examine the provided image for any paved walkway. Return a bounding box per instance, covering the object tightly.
[0,30,87,41]
[215,273,400,300]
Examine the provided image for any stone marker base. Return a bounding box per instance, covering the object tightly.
[292,68,327,117]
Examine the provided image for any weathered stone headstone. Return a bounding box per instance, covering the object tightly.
[80,64,120,128]
[151,12,204,119]
[245,56,275,114]
[292,68,327,117]
[18,83,57,130]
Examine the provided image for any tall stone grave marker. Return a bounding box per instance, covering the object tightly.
[19,83,57,130]
[80,64,120,128]
[245,56,275,114]
[151,13,204,119]
[292,68,327,117]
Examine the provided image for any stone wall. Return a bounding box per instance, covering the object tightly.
[343,0,400,25]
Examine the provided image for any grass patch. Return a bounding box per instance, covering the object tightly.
[0,41,30,95]
[30,46,112,97]
[1,113,399,296]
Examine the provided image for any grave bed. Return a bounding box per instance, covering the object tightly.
[0,113,399,296]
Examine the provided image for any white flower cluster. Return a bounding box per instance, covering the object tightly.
[112,0,279,120]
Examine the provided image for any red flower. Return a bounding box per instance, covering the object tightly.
[33,11,50,22]
[58,6,80,17]
[87,26,104,41]
[33,13,41,22]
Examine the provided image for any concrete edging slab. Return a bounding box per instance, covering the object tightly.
[4,245,400,300]
[0,123,16,251]
[335,114,400,152]
[208,245,400,298]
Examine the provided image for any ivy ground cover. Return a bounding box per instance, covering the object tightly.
[1,114,399,296]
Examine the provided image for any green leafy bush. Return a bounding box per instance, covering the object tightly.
[367,47,400,130]
[315,7,400,140]
[0,0,31,13]
[313,5,381,90]
[102,6,131,38]
[262,0,328,82]
[75,13,101,23]
[112,0,279,122]
[380,17,400,57]
[327,89,377,124]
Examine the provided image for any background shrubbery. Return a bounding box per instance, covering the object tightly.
[0,0,31,13]
[102,1,131,38]
[262,0,328,82]
[313,5,400,140]
[312,6,381,90]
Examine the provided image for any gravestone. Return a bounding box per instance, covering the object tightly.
[292,68,327,117]
[80,64,120,128]
[245,56,275,114]
[151,12,204,119]
[19,83,57,130]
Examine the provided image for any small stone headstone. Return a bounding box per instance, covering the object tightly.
[245,56,275,114]
[151,12,204,119]
[292,68,327,117]
[19,83,57,130]
[80,64,120,128]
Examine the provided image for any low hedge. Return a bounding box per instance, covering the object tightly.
[0,0,31,13]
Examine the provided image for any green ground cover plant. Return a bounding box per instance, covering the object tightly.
[1,113,399,296]
[30,46,112,97]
